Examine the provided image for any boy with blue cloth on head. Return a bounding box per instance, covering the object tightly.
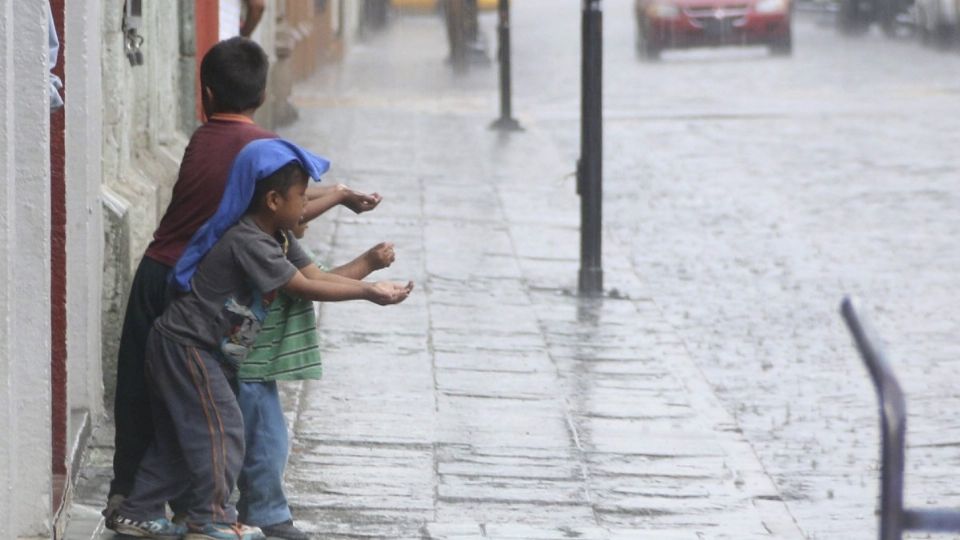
[235,223,396,540]
[106,37,384,532]
[111,139,413,540]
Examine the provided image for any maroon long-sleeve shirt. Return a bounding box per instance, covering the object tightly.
[145,115,276,267]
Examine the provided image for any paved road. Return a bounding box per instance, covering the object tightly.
[576,3,960,539]
[67,3,960,539]
[284,0,960,538]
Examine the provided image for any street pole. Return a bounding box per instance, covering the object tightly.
[578,0,603,295]
[491,0,522,131]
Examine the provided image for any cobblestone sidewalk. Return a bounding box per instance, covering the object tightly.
[269,16,804,539]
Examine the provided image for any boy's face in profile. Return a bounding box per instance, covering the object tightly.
[270,175,308,232]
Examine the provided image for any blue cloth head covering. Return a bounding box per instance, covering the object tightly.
[172,138,331,292]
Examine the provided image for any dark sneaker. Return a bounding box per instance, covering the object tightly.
[186,522,266,540]
[260,520,309,540]
[101,494,125,525]
[110,515,187,538]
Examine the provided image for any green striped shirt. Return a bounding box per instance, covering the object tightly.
[238,290,322,382]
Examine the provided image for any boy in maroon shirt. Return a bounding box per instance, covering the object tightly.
[106,37,380,528]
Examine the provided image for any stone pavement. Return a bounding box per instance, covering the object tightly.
[275,124,802,538]
[63,11,808,540]
[268,13,805,540]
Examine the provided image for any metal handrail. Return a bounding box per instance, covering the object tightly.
[840,297,960,540]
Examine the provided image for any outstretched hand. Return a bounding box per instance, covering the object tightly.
[342,189,382,214]
[368,281,414,306]
[364,242,396,271]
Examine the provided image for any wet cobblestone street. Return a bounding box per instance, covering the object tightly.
[277,2,960,538]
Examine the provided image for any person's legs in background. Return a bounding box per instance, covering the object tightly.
[237,381,308,540]
[107,257,171,515]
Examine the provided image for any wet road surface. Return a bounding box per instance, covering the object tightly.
[279,2,960,538]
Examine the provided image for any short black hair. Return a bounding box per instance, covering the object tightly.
[247,162,308,214]
[200,37,269,113]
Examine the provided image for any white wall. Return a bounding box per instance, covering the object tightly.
[66,0,105,426]
[100,0,186,265]
[0,0,53,537]
[0,1,13,535]
[99,0,189,408]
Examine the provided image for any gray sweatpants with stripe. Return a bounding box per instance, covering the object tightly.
[118,328,244,526]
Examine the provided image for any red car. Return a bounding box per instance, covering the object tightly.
[634,0,792,59]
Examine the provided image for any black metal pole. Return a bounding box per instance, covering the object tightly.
[491,0,522,131]
[578,0,603,295]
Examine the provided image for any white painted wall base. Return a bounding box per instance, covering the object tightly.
[0,0,54,538]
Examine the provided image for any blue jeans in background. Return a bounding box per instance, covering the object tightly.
[237,381,292,527]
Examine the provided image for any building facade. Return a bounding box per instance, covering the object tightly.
[0,1,361,537]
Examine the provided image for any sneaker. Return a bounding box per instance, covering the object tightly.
[171,511,188,526]
[101,494,125,525]
[186,522,266,540]
[260,520,309,540]
[110,515,187,538]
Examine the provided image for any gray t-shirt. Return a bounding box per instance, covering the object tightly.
[155,215,312,367]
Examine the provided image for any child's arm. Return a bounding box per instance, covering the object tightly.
[303,184,382,223]
[283,266,413,305]
[328,242,395,280]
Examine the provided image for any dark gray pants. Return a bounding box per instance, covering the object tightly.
[110,256,171,500]
[118,329,244,526]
